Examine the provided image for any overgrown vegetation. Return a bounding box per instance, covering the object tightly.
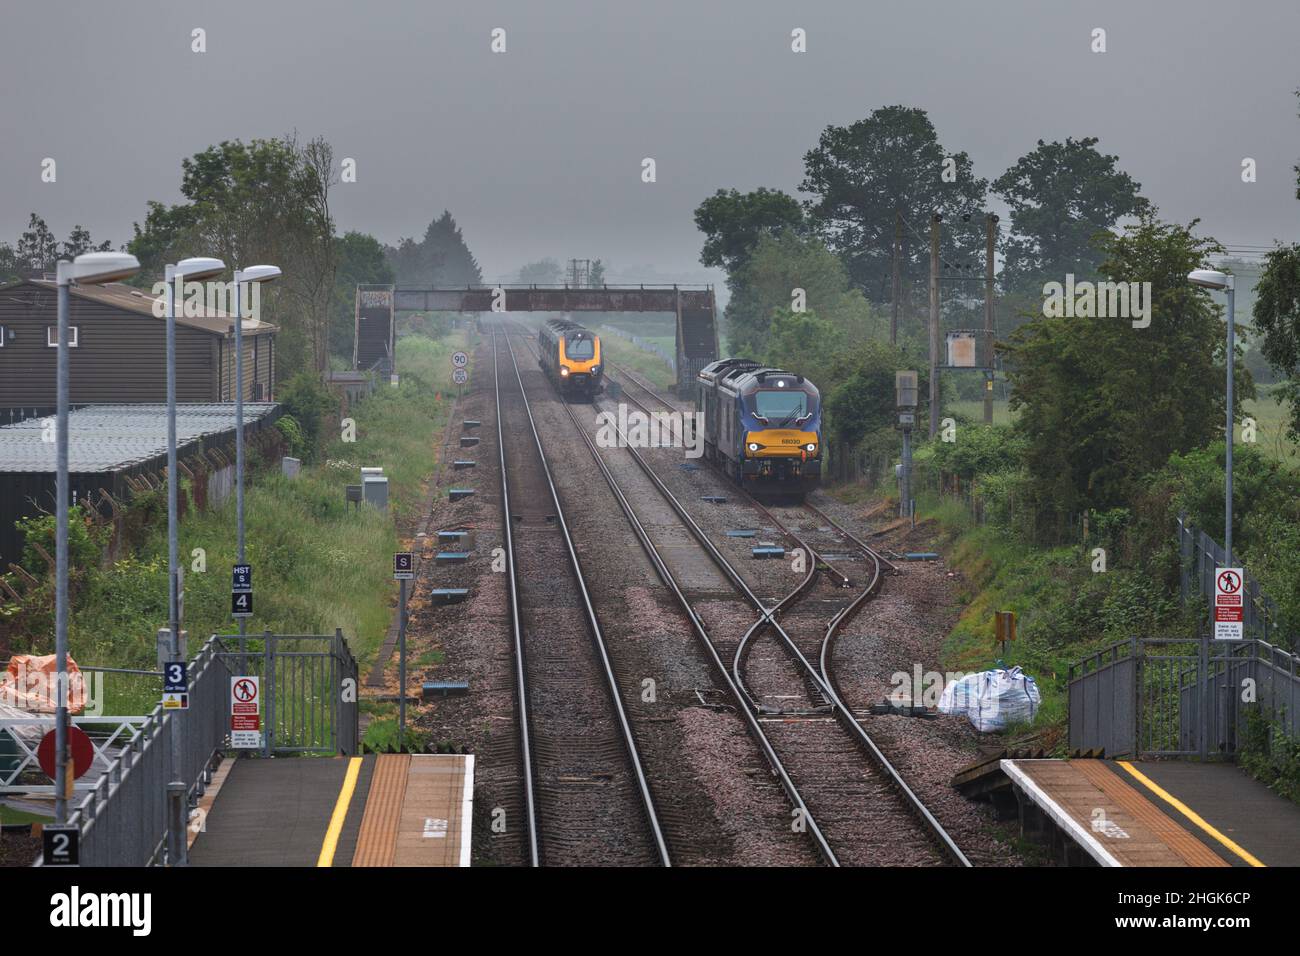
[0,331,463,713]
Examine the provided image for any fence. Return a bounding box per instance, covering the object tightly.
[216,630,359,756]
[597,324,677,372]
[1178,514,1286,648]
[34,629,357,867]
[1069,636,1300,758]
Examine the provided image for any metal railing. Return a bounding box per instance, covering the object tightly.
[1178,514,1286,648]
[1069,636,1300,758]
[38,629,358,866]
[62,634,232,867]
[216,630,359,756]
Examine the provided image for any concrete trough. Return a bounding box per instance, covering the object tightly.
[449,488,475,501]
[423,681,470,699]
[459,436,480,448]
[462,420,481,431]
[452,460,477,470]
[752,546,786,559]
[435,551,471,564]
[903,552,940,561]
[430,588,470,604]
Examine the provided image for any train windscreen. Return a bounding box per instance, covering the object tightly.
[753,389,810,422]
[565,334,595,359]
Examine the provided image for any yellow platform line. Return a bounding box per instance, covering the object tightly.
[1117,761,1265,868]
[316,757,363,867]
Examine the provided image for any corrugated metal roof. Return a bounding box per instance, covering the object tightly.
[0,403,279,473]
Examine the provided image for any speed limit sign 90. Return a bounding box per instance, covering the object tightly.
[452,351,469,368]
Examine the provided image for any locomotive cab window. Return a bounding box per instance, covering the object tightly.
[752,389,809,421]
[565,334,595,359]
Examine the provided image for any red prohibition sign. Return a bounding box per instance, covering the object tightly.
[233,679,257,702]
[1217,570,1242,594]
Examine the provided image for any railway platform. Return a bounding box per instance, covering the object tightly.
[188,753,473,867]
[999,758,1300,867]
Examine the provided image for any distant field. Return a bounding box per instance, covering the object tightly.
[946,394,1296,462]
[949,399,1013,426]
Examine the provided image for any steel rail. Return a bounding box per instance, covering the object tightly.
[492,329,541,867]
[602,350,971,866]
[497,329,672,866]
[518,329,841,866]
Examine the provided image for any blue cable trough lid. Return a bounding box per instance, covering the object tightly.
[459,436,480,447]
[701,495,727,504]
[462,420,481,431]
[679,462,700,471]
[904,552,940,561]
[430,588,469,603]
[436,552,470,563]
[423,681,469,699]
[438,529,470,541]
[752,546,786,559]
[452,460,477,469]
[449,488,475,501]
[725,529,757,538]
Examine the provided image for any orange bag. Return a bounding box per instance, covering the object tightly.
[0,654,87,714]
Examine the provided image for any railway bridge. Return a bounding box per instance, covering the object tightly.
[355,283,718,395]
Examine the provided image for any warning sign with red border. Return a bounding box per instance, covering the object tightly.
[230,676,262,747]
[1214,567,1245,641]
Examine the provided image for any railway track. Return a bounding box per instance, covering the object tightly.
[492,329,670,866]
[598,352,971,866]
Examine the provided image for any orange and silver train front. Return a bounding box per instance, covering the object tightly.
[558,329,602,395]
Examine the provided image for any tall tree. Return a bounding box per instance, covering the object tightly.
[800,106,988,302]
[993,137,1151,292]
[128,135,340,375]
[1002,216,1246,534]
[1250,89,1300,438]
[15,214,59,275]
[694,187,805,275]
[516,258,563,285]
[725,230,887,357]
[383,211,482,287]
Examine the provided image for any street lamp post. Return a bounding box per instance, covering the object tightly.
[231,266,282,665]
[53,252,140,825]
[1187,267,1236,760]
[1187,269,1237,560]
[162,257,224,862]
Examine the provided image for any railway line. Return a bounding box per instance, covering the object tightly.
[598,348,971,866]
[510,324,967,865]
[491,329,669,866]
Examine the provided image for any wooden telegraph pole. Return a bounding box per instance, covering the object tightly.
[929,214,941,438]
[984,213,997,425]
[891,211,903,345]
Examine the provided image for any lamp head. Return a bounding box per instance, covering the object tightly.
[70,252,140,285]
[236,264,282,284]
[168,256,227,282]
[1188,268,1233,291]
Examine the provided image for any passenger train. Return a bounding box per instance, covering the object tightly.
[538,318,603,400]
[697,358,823,498]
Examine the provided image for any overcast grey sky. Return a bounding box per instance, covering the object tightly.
[2,0,1297,286]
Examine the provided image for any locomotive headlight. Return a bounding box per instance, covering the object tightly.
[748,442,759,452]
[806,443,817,453]
[560,367,570,377]
[591,365,600,375]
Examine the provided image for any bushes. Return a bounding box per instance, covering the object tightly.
[277,371,337,460]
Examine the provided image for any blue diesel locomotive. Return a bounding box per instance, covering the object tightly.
[696,358,823,498]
